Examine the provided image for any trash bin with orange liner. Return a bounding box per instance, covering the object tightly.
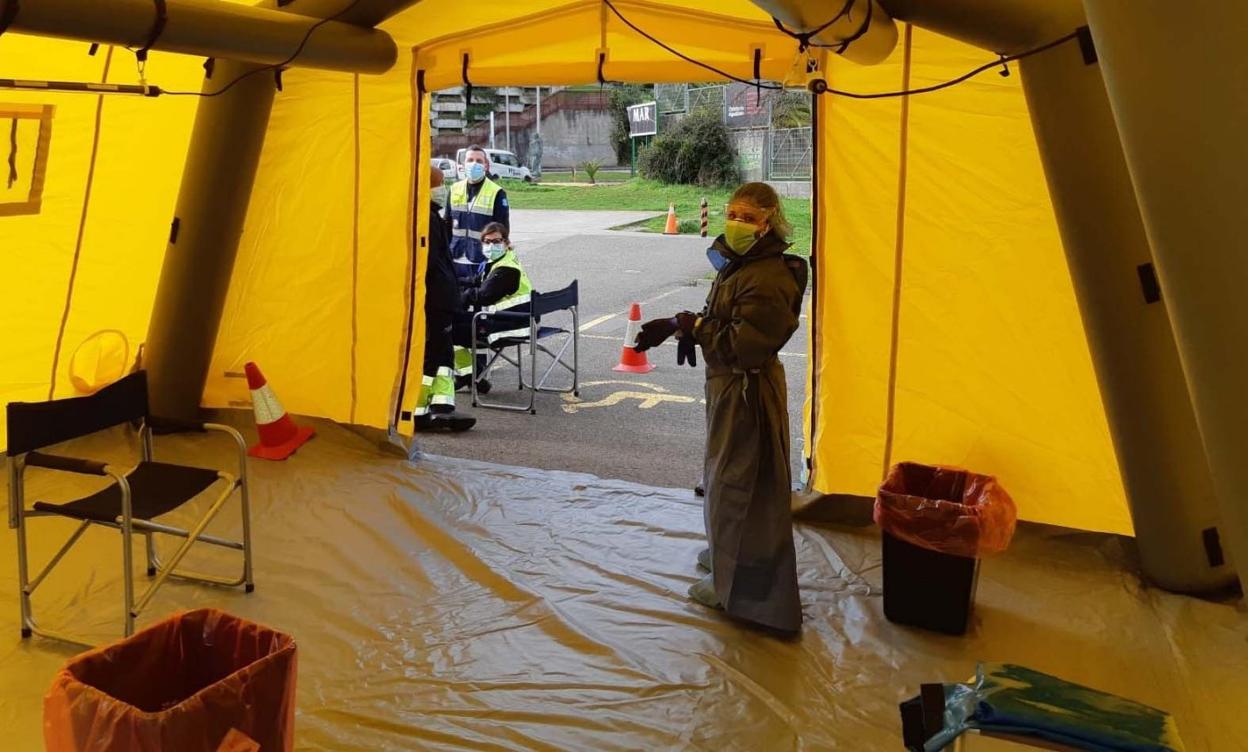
[43,609,297,752]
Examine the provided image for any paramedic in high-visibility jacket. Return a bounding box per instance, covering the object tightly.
[444,144,510,281]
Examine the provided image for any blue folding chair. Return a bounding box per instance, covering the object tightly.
[470,281,580,414]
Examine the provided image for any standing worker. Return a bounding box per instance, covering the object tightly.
[446,145,510,281]
[634,182,807,634]
[414,165,476,432]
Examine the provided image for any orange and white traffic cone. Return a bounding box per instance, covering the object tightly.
[663,204,679,235]
[244,362,315,460]
[613,303,656,374]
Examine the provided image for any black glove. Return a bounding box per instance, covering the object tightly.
[676,334,698,367]
[674,311,698,336]
[634,317,678,352]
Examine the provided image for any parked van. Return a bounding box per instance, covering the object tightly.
[455,148,533,182]
[431,157,458,182]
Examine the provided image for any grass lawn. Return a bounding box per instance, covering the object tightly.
[535,170,631,184]
[503,178,812,256]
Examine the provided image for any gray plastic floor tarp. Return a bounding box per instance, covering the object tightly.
[2,419,1245,750]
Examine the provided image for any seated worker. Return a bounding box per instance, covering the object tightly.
[452,222,532,393]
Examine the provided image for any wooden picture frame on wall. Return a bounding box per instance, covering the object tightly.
[0,103,54,217]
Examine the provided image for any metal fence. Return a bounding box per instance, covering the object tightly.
[655,83,688,114]
[649,83,813,181]
[686,84,725,116]
[768,127,813,180]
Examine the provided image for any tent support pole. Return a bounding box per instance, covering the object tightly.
[0,0,397,74]
[1019,41,1234,592]
[143,59,276,421]
[1084,1,1248,593]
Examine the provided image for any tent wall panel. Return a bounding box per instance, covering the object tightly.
[0,38,103,431]
[355,58,422,430]
[808,29,1130,533]
[0,37,202,447]
[896,29,1126,534]
[53,51,206,398]
[805,51,905,495]
[204,69,358,419]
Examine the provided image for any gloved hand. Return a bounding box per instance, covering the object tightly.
[634,317,678,352]
[676,334,698,367]
[674,311,698,336]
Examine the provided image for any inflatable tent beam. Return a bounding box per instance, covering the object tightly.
[0,0,397,75]
[1084,2,1248,592]
[141,0,420,421]
[751,0,899,66]
[855,0,1234,591]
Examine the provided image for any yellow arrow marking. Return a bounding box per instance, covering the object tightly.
[561,390,696,414]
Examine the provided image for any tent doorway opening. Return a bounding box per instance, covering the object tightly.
[417,81,815,492]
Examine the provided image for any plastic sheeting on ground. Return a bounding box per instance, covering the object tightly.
[0,419,1243,750]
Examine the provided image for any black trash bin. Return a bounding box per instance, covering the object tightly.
[882,531,981,635]
[875,463,1015,636]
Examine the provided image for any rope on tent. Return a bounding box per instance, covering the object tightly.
[7,117,17,188]
[602,0,1082,100]
[161,0,362,98]
[831,0,872,56]
[462,53,473,106]
[131,0,168,86]
[135,0,168,63]
[772,0,873,55]
[771,0,855,52]
[602,0,784,91]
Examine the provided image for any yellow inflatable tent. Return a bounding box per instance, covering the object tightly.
[1,1,1233,552]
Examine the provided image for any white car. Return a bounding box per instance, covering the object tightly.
[431,157,458,182]
[455,148,533,182]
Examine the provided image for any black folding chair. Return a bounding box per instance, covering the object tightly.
[471,280,580,414]
[5,372,253,644]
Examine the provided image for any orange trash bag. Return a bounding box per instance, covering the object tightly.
[43,609,297,752]
[874,462,1017,558]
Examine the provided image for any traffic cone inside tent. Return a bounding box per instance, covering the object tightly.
[614,303,656,374]
[245,362,315,460]
[663,204,679,235]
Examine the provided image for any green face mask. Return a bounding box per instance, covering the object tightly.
[723,219,761,255]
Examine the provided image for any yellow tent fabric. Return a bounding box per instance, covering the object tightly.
[809,29,1129,533]
[0,35,205,422]
[1,3,1129,533]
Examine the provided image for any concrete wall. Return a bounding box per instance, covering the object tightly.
[731,129,767,182]
[514,109,618,169]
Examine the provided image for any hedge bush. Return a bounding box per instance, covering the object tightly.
[639,108,740,187]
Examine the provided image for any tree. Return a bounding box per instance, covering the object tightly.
[608,84,655,165]
[464,87,499,126]
[769,89,812,129]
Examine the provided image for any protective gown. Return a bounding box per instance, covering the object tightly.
[695,231,807,632]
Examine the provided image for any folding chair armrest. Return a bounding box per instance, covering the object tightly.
[203,423,248,481]
[148,415,208,433]
[474,310,531,324]
[25,451,110,477]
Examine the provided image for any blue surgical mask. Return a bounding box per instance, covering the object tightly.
[483,242,507,261]
[466,162,486,182]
